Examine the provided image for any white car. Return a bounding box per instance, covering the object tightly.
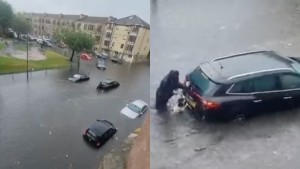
[120,100,148,119]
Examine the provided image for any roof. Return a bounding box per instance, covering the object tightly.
[112,15,150,29]
[31,13,109,23]
[132,100,148,108]
[89,121,111,136]
[200,51,296,83]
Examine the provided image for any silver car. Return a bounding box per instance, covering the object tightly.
[120,100,148,119]
[97,59,106,70]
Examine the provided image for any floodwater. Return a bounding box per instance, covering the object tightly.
[150,0,300,169]
[0,59,149,169]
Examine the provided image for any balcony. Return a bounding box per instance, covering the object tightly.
[127,41,135,45]
[129,32,138,36]
[105,36,111,40]
[106,28,112,32]
[124,50,132,54]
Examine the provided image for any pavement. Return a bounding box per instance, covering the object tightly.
[150,0,300,169]
[0,58,149,169]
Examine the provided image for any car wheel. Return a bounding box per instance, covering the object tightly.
[232,114,246,122]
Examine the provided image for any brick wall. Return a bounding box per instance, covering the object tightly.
[127,113,150,169]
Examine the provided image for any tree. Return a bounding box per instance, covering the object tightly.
[53,28,94,61]
[12,13,32,39]
[0,0,13,35]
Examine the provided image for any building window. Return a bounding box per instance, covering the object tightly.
[88,25,94,30]
[104,41,110,46]
[144,47,146,50]
[97,25,101,32]
[95,36,100,42]
[84,24,87,30]
[112,42,115,47]
[77,23,81,29]
[106,32,111,38]
[121,44,124,49]
[123,35,127,40]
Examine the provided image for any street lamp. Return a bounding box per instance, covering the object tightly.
[26,18,30,81]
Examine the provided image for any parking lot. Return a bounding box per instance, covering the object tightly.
[0,58,149,168]
[150,0,300,168]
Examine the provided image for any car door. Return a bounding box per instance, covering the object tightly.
[278,73,300,108]
[251,74,283,113]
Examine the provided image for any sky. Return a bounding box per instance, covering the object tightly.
[6,0,150,23]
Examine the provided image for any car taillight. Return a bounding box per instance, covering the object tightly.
[84,129,88,135]
[202,99,219,109]
[96,142,101,146]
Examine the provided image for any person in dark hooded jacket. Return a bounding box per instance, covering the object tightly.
[155,70,184,111]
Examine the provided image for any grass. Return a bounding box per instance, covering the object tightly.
[0,51,70,74]
[0,43,5,51]
[15,45,27,51]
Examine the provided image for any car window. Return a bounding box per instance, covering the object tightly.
[229,75,279,93]
[280,74,300,90]
[141,105,147,112]
[252,75,279,92]
[229,80,254,94]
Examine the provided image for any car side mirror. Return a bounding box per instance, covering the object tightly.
[97,119,100,121]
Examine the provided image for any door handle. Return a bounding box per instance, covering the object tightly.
[253,100,262,103]
[283,96,292,99]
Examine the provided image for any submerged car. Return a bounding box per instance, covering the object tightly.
[111,56,122,64]
[83,119,117,148]
[68,74,90,83]
[96,52,108,59]
[97,79,119,90]
[120,100,148,119]
[97,59,106,70]
[184,51,300,121]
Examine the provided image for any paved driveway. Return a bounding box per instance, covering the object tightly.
[0,59,149,169]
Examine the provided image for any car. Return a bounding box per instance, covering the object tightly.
[80,53,93,61]
[97,59,106,70]
[97,79,119,90]
[83,119,117,148]
[96,52,108,59]
[183,51,300,122]
[111,56,122,64]
[120,100,148,119]
[37,38,43,44]
[68,74,90,83]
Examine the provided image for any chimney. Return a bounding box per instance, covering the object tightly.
[80,14,86,19]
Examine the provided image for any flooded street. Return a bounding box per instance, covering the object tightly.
[150,0,300,168]
[0,59,149,169]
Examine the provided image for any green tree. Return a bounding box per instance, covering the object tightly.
[0,0,13,35]
[53,28,94,61]
[12,13,32,39]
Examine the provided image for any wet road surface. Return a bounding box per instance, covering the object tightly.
[151,0,300,168]
[0,59,149,169]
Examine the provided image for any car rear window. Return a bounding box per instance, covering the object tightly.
[189,68,216,95]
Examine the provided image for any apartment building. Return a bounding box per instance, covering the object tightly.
[31,13,115,50]
[100,15,150,63]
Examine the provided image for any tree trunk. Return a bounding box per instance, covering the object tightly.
[70,49,75,61]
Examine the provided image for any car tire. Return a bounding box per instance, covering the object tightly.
[232,114,246,122]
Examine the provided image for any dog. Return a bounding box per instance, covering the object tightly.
[171,96,187,115]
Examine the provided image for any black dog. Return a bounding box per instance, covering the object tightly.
[155,70,184,111]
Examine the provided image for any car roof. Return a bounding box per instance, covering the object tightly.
[132,100,148,108]
[200,51,297,83]
[89,120,112,136]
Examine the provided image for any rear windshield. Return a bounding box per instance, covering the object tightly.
[189,68,216,95]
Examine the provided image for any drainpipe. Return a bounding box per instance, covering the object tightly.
[136,27,147,62]
[122,26,130,63]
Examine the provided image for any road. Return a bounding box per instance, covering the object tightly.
[150,0,300,169]
[0,59,149,169]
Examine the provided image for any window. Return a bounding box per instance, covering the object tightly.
[97,25,102,32]
[112,42,115,47]
[120,44,124,49]
[104,41,110,46]
[229,76,279,93]
[128,55,132,58]
[88,25,94,30]
[280,74,300,89]
[123,35,127,40]
[84,24,87,30]
[95,36,100,42]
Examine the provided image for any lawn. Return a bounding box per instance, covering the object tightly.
[0,43,5,51]
[0,51,70,74]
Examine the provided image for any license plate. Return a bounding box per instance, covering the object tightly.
[186,95,196,108]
